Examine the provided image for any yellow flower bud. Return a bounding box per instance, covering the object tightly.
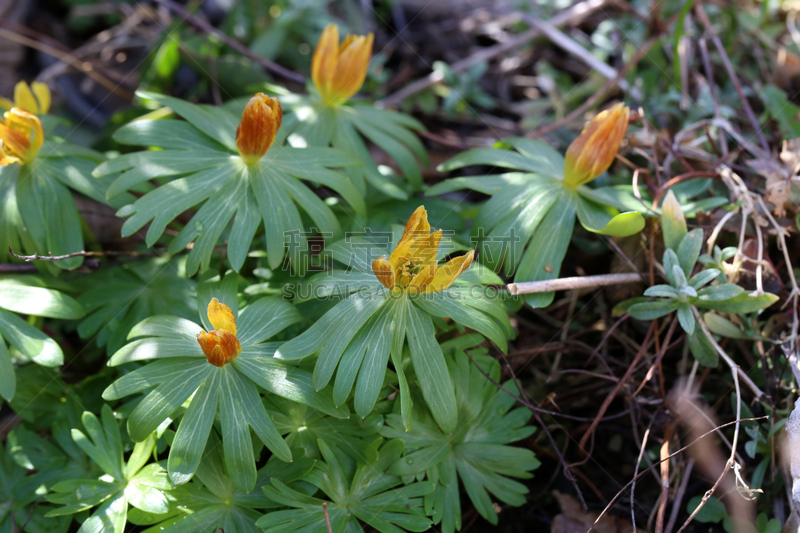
[196,298,242,367]
[311,24,374,107]
[0,108,44,166]
[563,103,629,189]
[235,93,282,165]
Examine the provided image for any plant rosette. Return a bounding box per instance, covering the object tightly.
[94,92,365,275]
[46,406,172,533]
[428,104,646,307]
[277,206,512,434]
[257,439,434,533]
[75,256,196,355]
[270,24,428,200]
[102,272,349,493]
[0,82,133,270]
[381,336,540,533]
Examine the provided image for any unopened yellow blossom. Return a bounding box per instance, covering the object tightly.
[563,103,630,189]
[311,24,374,107]
[0,81,51,115]
[235,93,282,166]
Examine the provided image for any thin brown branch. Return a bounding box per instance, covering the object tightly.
[8,247,154,263]
[323,502,332,533]
[0,26,133,101]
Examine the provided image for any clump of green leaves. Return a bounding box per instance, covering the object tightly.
[626,191,777,366]
[381,336,539,533]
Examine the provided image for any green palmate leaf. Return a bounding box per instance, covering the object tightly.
[278,228,507,428]
[278,93,427,199]
[0,426,79,533]
[432,142,643,288]
[258,439,434,533]
[267,395,384,465]
[129,430,314,533]
[660,189,687,252]
[76,257,196,355]
[99,95,364,275]
[103,291,343,492]
[381,349,539,532]
[46,405,172,532]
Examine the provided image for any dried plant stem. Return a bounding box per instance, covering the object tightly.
[0,26,131,100]
[655,423,674,533]
[323,502,332,533]
[507,273,642,295]
[665,459,694,533]
[590,416,768,531]
[8,247,153,262]
[379,0,610,107]
[631,424,652,532]
[694,5,769,152]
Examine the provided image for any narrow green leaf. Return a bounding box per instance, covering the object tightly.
[406,302,457,433]
[661,190,687,251]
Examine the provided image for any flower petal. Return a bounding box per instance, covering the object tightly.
[14,82,39,114]
[197,329,242,367]
[311,24,340,102]
[423,250,475,293]
[372,255,396,289]
[328,33,373,104]
[389,205,429,267]
[207,297,237,336]
[31,82,51,114]
[407,263,436,295]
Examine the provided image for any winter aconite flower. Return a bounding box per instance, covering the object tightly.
[0,108,44,166]
[372,206,474,294]
[563,103,630,188]
[0,81,51,115]
[196,298,242,367]
[235,92,281,165]
[312,24,374,107]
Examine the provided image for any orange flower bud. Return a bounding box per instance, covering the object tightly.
[196,298,242,367]
[235,93,282,165]
[0,107,44,166]
[563,103,629,189]
[311,24,374,107]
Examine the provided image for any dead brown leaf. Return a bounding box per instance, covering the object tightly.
[551,491,636,533]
